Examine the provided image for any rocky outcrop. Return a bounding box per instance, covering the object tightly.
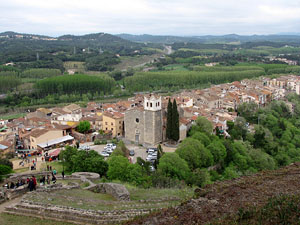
[88,183,130,201]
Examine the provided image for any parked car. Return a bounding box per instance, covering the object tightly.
[147,148,157,154]
[129,150,135,156]
[100,151,110,157]
[106,143,116,150]
[149,165,156,172]
[146,154,157,161]
[106,148,113,154]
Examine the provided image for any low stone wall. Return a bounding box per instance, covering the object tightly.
[4,200,155,224]
[87,183,130,201]
[71,172,100,180]
[0,185,28,202]
[6,171,52,182]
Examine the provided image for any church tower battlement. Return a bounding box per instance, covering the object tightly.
[144,94,162,111]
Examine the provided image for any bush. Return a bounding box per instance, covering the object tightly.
[0,158,13,169]
[94,139,107,145]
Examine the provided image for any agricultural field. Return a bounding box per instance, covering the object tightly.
[114,54,162,71]
[63,61,85,73]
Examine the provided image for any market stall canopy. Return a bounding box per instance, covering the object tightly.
[37,135,74,149]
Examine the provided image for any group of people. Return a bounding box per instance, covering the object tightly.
[3,168,62,192]
[3,176,37,191]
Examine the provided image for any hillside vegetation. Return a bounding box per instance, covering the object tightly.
[126,162,300,225]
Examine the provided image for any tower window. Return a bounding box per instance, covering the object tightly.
[158,102,160,106]
[136,118,139,123]
[150,103,152,107]
[147,102,149,107]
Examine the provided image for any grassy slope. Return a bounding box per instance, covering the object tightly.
[125,162,300,225]
[0,213,74,225]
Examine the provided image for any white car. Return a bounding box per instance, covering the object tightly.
[106,148,113,154]
[149,165,156,172]
[146,155,157,161]
[106,143,117,150]
[151,152,158,157]
[100,151,109,157]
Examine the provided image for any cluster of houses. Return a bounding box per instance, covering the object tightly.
[0,74,299,157]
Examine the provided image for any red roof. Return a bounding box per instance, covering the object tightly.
[49,149,61,157]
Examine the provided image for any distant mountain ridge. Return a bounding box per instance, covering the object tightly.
[117,33,300,44]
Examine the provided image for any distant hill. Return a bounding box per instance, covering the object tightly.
[117,33,300,44]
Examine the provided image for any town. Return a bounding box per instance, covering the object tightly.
[0,74,299,163]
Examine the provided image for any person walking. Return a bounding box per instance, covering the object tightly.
[32,176,37,190]
[28,178,34,191]
[47,175,50,184]
[62,171,65,179]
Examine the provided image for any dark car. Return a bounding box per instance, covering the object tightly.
[129,150,135,156]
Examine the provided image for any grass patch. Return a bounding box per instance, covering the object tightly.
[24,185,192,211]
[13,167,29,173]
[40,161,66,174]
[127,186,194,201]
[0,213,74,225]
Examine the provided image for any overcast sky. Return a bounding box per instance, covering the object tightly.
[0,0,300,36]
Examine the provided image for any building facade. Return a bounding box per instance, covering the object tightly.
[125,95,163,146]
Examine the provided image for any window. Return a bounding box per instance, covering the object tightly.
[118,133,120,136]
[105,122,108,125]
[150,103,152,107]
[106,128,108,130]
[147,102,149,107]
[158,102,160,106]
[136,118,139,123]
[111,128,113,131]
[119,126,121,129]
[119,121,121,124]
[111,122,113,125]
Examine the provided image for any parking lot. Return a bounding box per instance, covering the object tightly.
[81,142,176,163]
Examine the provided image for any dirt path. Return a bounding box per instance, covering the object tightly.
[12,156,45,173]
[0,196,23,214]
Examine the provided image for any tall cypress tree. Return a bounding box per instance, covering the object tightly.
[166,99,173,140]
[172,99,179,142]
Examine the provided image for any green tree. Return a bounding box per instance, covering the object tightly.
[172,99,179,141]
[0,165,12,182]
[207,140,227,164]
[107,156,130,181]
[77,121,91,133]
[111,141,129,157]
[195,116,213,135]
[188,168,211,187]
[158,153,190,180]
[191,132,211,147]
[166,99,173,140]
[176,138,213,170]
[127,163,144,185]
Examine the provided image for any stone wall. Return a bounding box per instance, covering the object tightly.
[4,200,156,224]
[6,171,52,182]
[125,109,145,144]
[87,183,130,201]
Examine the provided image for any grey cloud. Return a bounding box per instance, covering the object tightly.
[0,0,299,36]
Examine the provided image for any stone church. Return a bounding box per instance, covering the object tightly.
[124,94,163,146]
